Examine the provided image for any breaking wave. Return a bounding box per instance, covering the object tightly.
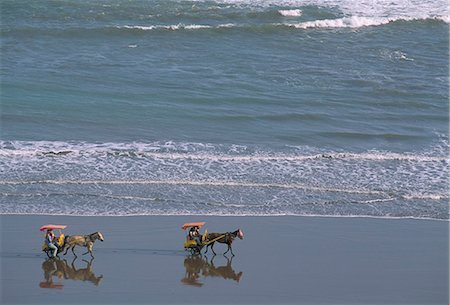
[116,16,447,32]
[278,9,303,17]
[0,140,448,219]
[0,141,447,162]
[286,15,449,29]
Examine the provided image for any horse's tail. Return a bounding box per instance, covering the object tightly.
[64,235,70,245]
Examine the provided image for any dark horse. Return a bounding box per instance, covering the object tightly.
[204,229,244,256]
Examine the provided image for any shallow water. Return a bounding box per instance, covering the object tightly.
[1,215,448,304]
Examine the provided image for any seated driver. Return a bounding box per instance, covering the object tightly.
[45,229,58,258]
[189,226,201,244]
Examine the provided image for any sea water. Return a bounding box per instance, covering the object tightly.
[1,0,448,219]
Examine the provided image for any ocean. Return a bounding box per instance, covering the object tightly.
[1,0,448,219]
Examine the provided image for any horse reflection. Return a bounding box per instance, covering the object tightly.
[40,257,103,288]
[181,256,243,287]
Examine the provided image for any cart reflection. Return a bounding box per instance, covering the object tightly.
[40,257,103,288]
[181,255,243,287]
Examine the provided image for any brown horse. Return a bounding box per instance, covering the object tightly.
[63,232,104,258]
[204,229,244,256]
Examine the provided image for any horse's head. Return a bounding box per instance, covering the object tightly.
[237,229,244,240]
[96,232,104,242]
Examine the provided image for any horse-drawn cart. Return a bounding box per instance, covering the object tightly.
[182,222,226,255]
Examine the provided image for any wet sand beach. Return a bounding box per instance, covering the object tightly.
[1,215,448,304]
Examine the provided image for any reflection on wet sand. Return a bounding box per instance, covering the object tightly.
[40,257,103,289]
[181,256,243,287]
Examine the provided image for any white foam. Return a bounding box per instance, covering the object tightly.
[118,15,449,33]
[210,0,449,21]
[296,14,449,29]
[278,9,302,16]
[0,179,385,195]
[220,23,236,27]
[1,141,448,162]
[402,193,449,200]
[0,211,446,221]
[2,178,448,201]
[184,24,212,29]
[438,15,450,23]
[288,16,405,29]
[1,140,448,217]
[119,24,237,31]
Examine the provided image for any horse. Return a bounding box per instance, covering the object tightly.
[63,232,104,258]
[204,229,244,256]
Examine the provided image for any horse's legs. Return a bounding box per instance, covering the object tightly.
[211,242,216,255]
[83,244,94,258]
[63,245,69,255]
[71,245,77,257]
[71,257,77,269]
[224,244,234,256]
[89,245,95,259]
[84,257,94,266]
[224,244,230,255]
[204,244,209,254]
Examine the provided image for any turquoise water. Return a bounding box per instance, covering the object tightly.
[1,0,449,219]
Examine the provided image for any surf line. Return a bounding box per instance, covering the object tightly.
[0,179,384,195]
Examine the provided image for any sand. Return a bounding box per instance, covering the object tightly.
[0,215,448,304]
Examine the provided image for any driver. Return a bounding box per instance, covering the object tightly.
[45,229,58,258]
[189,226,201,244]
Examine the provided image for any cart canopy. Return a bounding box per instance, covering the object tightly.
[181,222,205,230]
[39,224,67,232]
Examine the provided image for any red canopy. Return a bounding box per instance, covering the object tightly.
[39,224,67,232]
[181,222,205,230]
[39,282,64,289]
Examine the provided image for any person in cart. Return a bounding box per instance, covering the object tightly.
[189,226,201,245]
[45,229,58,258]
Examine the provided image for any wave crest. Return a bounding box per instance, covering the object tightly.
[278,9,302,17]
[0,141,448,162]
[119,23,235,31]
[288,15,448,29]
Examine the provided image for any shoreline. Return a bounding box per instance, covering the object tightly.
[1,215,449,304]
[1,213,448,222]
